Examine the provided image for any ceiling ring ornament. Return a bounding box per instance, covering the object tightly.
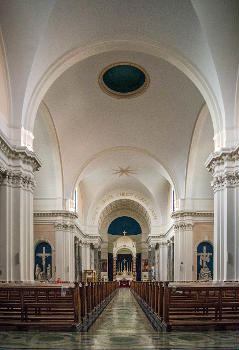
[98,62,150,98]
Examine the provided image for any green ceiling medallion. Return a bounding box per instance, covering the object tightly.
[99,62,149,98]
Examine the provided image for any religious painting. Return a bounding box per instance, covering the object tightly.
[197,242,213,281]
[101,259,107,272]
[142,259,148,272]
[34,242,52,280]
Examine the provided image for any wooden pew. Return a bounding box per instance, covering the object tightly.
[131,281,239,331]
[0,281,118,331]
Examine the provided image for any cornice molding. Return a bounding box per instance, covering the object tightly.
[173,223,193,231]
[34,210,78,220]
[171,210,214,220]
[55,222,75,231]
[205,144,239,173]
[206,145,239,192]
[0,132,41,172]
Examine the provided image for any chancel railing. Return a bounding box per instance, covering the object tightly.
[0,281,118,331]
[131,281,239,331]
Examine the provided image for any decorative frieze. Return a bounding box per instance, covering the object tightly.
[206,144,239,192]
[173,223,193,231]
[54,222,76,231]
[1,170,35,191]
[171,210,214,234]
[0,132,41,172]
[34,211,78,220]
[171,211,214,220]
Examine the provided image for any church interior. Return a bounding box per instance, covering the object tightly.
[0,1,238,349]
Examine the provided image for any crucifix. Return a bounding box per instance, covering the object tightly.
[123,230,127,236]
[37,247,51,275]
[197,246,212,268]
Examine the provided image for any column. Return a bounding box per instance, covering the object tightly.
[81,243,87,273]
[173,222,193,281]
[167,239,174,281]
[148,244,155,280]
[97,249,101,280]
[55,222,75,281]
[78,242,83,281]
[133,256,136,278]
[90,244,94,270]
[0,141,40,282]
[74,238,79,281]
[155,245,160,281]
[158,243,168,281]
[113,256,116,280]
[93,244,100,280]
[85,243,91,270]
[206,146,239,281]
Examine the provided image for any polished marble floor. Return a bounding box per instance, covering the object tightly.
[0,288,238,350]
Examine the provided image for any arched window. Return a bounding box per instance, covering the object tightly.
[197,242,213,280]
[34,242,52,280]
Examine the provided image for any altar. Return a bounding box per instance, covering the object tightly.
[113,234,136,281]
[116,269,134,281]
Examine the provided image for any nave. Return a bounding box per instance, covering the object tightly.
[0,289,237,350]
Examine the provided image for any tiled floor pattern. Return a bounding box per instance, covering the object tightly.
[0,288,238,350]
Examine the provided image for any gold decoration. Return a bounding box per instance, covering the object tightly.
[123,230,127,236]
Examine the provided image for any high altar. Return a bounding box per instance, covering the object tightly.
[113,233,136,281]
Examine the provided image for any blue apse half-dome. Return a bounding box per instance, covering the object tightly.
[102,64,146,94]
[108,216,142,236]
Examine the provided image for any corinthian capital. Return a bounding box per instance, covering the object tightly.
[206,145,239,192]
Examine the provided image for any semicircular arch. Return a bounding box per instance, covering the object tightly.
[24,39,222,139]
[99,199,151,242]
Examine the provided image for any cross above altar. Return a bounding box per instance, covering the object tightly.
[197,246,212,268]
[37,247,51,274]
[123,230,127,236]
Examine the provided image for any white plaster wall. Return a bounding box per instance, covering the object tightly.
[33,102,63,210]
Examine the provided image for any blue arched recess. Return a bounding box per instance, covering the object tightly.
[197,242,213,280]
[108,216,142,236]
[35,242,52,280]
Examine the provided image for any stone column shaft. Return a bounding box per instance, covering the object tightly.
[55,223,75,281]
[206,146,239,280]
[0,140,40,282]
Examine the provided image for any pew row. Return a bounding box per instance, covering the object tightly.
[131,281,239,331]
[0,281,118,331]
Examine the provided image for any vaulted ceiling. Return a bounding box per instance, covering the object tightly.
[1,0,236,230]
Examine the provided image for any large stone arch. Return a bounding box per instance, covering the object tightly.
[98,199,151,243]
[24,39,222,141]
[185,104,214,202]
[33,102,63,211]
[0,31,10,136]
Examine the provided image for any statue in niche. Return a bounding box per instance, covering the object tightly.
[197,245,212,281]
[47,264,51,280]
[35,264,41,280]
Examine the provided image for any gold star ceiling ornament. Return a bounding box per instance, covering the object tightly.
[112,166,136,177]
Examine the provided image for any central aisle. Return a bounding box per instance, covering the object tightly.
[0,288,237,349]
[85,287,155,347]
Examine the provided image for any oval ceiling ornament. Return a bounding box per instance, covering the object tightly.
[99,62,150,98]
